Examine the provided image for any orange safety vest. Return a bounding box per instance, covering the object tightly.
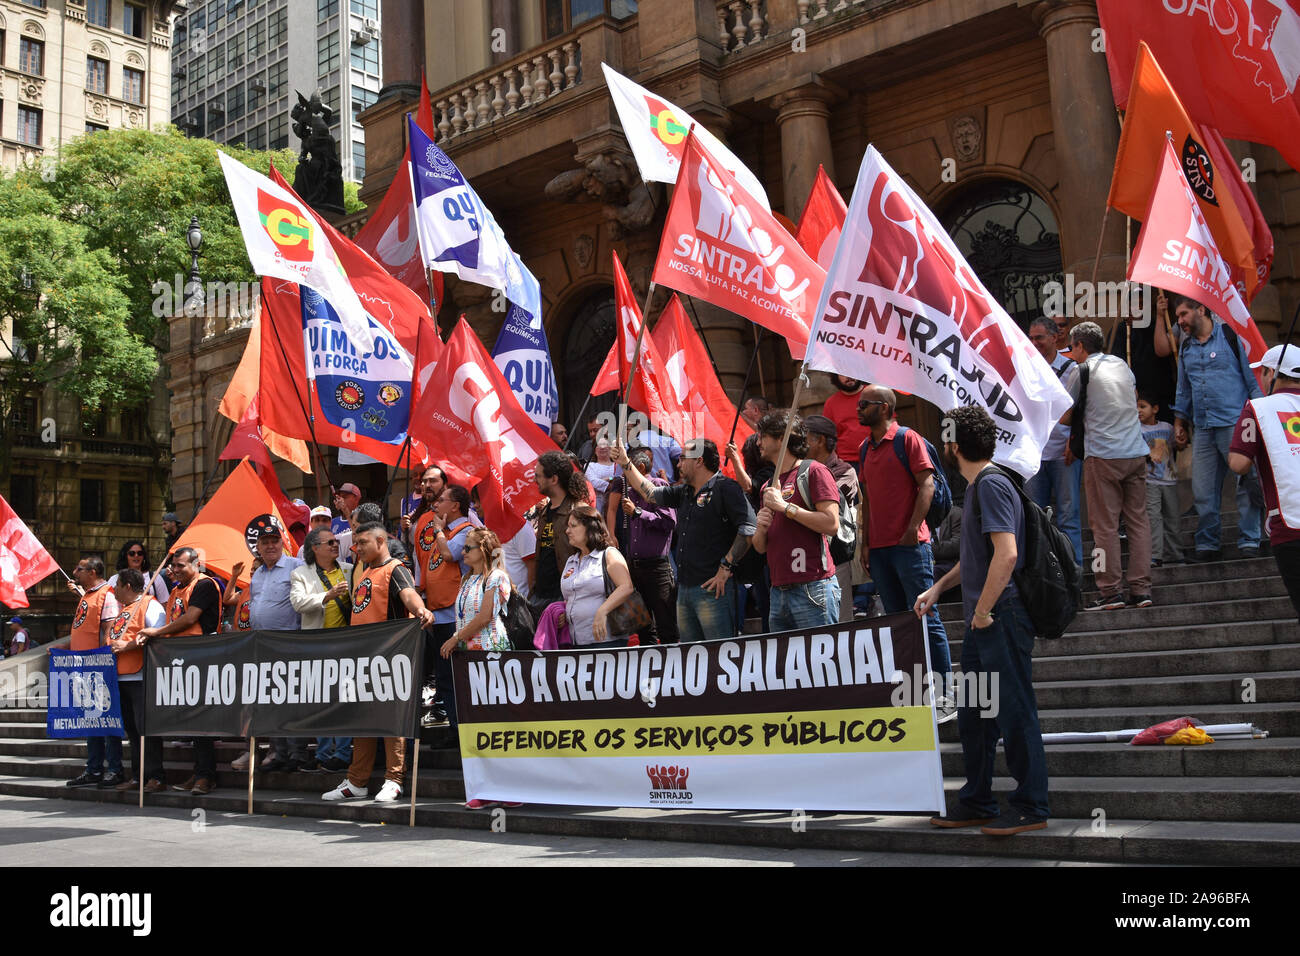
[351,557,406,625]
[166,574,214,636]
[70,582,112,651]
[108,596,154,675]
[235,593,252,631]
[412,509,439,594]
[423,518,472,610]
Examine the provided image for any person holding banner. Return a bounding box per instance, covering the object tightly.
[64,556,123,788]
[441,527,512,655]
[291,527,354,772]
[324,522,433,803]
[416,486,474,728]
[106,568,166,791]
[561,505,636,647]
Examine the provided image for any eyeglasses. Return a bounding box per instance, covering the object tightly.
[464,544,479,552]
[127,550,145,557]
[857,399,888,408]
[318,540,339,548]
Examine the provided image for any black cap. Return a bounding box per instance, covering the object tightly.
[803,415,838,439]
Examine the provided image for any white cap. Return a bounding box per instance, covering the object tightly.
[309,506,332,520]
[1250,343,1300,377]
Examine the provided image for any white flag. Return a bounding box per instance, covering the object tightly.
[601,63,771,212]
[804,146,1071,478]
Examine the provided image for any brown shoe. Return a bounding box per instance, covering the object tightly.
[115,778,139,792]
[191,778,212,795]
[143,779,165,793]
[930,806,997,828]
[172,775,196,792]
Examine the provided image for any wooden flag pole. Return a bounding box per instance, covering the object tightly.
[767,364,812,484]
[729,332,764,444]
[247,735,255,815]
[620,281,658,408]
[408,742,420,828]
[138,738,144,808]
[1125,215,1133,367]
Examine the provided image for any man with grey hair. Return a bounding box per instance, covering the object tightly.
[1062,321,1153,610]
[1025,316,1083,565]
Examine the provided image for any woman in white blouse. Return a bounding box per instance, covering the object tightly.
[108,540,170,604]
[561,504,635,646]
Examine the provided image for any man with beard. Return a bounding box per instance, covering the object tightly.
[820,374,872,460]
[402,465,446,551]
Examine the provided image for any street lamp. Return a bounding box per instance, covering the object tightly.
[184,215,204,316]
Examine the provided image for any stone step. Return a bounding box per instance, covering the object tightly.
[0,774,1294,865]
[0,709,45,724]
[947,619,1299,663]
[1012,643,1300,684]
[1032,670,1300,710]
[937,701,1300,741]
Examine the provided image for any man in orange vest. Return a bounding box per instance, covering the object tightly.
[414,484,474,727]
[64,556,122,788]
[105,567,166,791]
[137,547,224,794]
[324,522,433,803]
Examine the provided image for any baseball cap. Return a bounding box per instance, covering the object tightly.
[1250,344,1300,377]
[7,617,20,625]
[254,525,283,540]
[162,512,179,523]
[803,415,838,439]
[337,483,361,498]
[309,505,332,520]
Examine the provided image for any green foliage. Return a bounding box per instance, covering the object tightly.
[345,180,366,215]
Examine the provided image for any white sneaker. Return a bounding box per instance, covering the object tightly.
[935,696,958,724]
[322,781,368,801]
[232,752,250,771]
[374,780,402,802]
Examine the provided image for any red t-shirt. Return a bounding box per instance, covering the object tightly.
[859,421,934,549]
[1231,389,1300,545]
[762,461,839,586]
[821,389,872,461]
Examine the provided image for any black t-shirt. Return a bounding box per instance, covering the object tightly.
[533,502,567,602]
[654,473,757,586]
[189,577,222,635]
[386,562,417,620]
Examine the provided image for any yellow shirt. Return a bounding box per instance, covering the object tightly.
[322,566,347,629]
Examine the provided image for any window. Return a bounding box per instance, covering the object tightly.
[268,113,287,149]
[124,3,146,38]
[208,93,225,125]
[267,8,286,49]
[9,476,37,520]
[228,34,244,69]
[208,42,224,77]
[19,38,43,75]
[228,83,245,121]
[247,20,265,59]
[119,481,144,524]
[319,0,338,16]
[123,67,144,104]
[267,59,286,99]
[85,122,108,134]
[351,84,376,122]
[87,57,108,94]
[248,72,265,109]
[81,480,106,523]
[0,30,5,66]
[88,0,111,28]
[544,0,635,38]
[18,0,46,9]
[187,56,206,97]
[351,139,365,180]
[8,396,37,435]
[322,86,340,115]
[245,122,266,149]
[318,33,338,75]
[17,107,41,146]
[208,0,224,29]
[121,408,148,442]
[350,36,377,74]
[350,0,377,16]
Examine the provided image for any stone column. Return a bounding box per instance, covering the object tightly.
[1035,0,1126,283]
[771,82,837,218]
[378,0,424,104]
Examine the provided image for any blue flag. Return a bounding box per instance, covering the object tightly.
[47,648,124,738]
[492,303,559,433]
[300,285,412,447]
[407,116,542,318]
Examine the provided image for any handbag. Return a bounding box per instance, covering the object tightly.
[1068,363,1089,461]
[601,550,652,637]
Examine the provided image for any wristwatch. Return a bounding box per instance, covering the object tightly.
[784,503,797,520]
[719,558,735,572]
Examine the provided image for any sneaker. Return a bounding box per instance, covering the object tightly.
[930,805,996,828]
[115,778,139,792]
[298,759,322,774]
[1126,593,1154,609]
[171,775,197,792]
[99,771,125,788]
[465,799,500,810]
[1084,594,1126,611]
[421,710,447,728]
[143,779,165,793]
[260,758,290,773]
[981,810,1048,836]
[1238,547,1261,559]
[322,781,368,801]
[66,772,102,788]
[324,757,350,773]
[374,780,402,802]
[1190,549,1222,563]
[191,778,212,795]
[935,696,958,724]
[231,752,250,771]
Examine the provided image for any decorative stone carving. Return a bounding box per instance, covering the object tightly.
[125,108,144,129]
[86,93,110,119]
[19,77,45,105]
[950,111,984,165]
[574,234,594,269]
[544,147,660,239]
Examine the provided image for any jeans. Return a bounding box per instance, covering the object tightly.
[735,568,770,634]
[1026,456,1083,565]
[869,543,952,677]
[86,735,123,776]
[316,737,353,762]
[1192,425,1262,552]
[769,576,841,631]
[629,557,678,643]
[677,579,738,643]
[272,737,311,763]
[955,597,1049,819]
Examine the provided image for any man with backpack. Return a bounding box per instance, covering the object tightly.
[804,415,862,622]
[916,404,1049,836]
[750,411,842,630]
[1171,295,1264,561]
[856,386,955,722]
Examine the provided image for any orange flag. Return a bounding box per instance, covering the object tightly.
[1108,41,1259,300]
[216,317,313,473]
[168,459,297,589]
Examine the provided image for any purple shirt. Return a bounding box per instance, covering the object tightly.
[623,476,676,560]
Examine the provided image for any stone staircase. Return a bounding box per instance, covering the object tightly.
[0,513,1296,864]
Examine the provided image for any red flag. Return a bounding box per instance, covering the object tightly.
[1098,0,1300,175]
[219,396,310,535]
[1200,125,1274,291]
[408,320,558,538]
[612,252,688,438]
[0,495,60,608]
[216,318,313,473]
[652,131,824,359]
[651,293,752,453]
[1128,138,1268,373]
[795,165,847,270]
[590,342,620,396]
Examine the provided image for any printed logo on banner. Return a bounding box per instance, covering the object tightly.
[257,189,315,263]
[377,383,404,406]
[335,380,365,410]
[646,764,693,804]
[1181,135,1219,206]
[244,513,283,553]
[646,95,688,153]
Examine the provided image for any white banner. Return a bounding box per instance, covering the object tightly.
[804,146,1071,478]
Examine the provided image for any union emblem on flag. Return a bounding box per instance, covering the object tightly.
[1276,410,1300,445]
[257,189,316,262]
[646,95,688,149]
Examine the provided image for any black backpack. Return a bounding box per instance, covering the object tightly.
[792,460,857,567]
[500,587,537,651]
[858,426,952,533]
[970,464,1081,640]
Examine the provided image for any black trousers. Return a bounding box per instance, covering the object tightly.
[629,557,678,644]
[427,622,458,726]
[1273,539,1300,622]
[119,679,148,782]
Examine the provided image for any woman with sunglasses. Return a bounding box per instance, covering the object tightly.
[109,540,169,604]
[440,527,512,658]
[290,527,353,772]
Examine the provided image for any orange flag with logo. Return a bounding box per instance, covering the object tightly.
[216,316,313,473]
[1108,41,1259,300]
[168,459,297,589]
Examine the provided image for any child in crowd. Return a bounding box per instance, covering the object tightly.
[1138,393,1183,567]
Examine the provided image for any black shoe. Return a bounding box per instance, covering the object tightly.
[930,804,997,828]
[324,757,350,772]
[1191,549,1222,563]
[1084,594,1127,611]
[260,758,290,773]
[1151,559,1163,567]
[981,810,1048,836]
[1126,593,1153,609]
[66,772,102,788]
[283,759,304,773]
[99,771,125,788]
[1238,547,1261,559]
[298,759,322,774]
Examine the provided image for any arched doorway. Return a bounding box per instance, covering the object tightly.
[941,180,1063,331]
[560,286,618,435]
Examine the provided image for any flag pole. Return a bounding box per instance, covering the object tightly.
[729,332,764,443]
[768,363,811,484]
[564,391,593,452]
[265,308,331,501]
[620,281,658,408]
[1270,301,1300,395]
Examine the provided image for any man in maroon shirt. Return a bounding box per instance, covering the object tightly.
[1230,344,1300,621]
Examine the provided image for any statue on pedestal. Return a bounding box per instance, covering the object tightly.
[291,90,345,216]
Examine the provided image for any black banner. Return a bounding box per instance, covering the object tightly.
[144,619,423,737]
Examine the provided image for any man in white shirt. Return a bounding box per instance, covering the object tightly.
[6,617,29,656]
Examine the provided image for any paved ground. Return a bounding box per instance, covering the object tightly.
[0,794,1120,866]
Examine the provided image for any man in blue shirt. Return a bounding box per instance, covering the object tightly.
[1171,296,1263,560]
[1025,317,1082,565]
[249,526,308,772]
